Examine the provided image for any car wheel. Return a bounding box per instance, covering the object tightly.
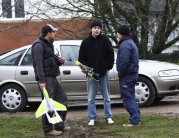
[135,76,156,107]
[0,84,27,112]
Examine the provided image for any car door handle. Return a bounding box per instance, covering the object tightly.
[21,71,28,75]
[63,70,71,75]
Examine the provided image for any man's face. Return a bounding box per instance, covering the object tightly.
[117,32,123,39]
[91,26,101,37]
[47,31,56,41]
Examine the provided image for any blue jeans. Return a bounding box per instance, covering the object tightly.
[87,72,112,120]
[119,74,141,125]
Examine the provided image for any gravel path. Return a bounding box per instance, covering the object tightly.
[1,96,179,119]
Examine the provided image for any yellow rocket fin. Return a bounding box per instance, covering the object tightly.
[53,100,67,111]
[35,102,46,118]
[43,87,50,99]
[35,88,67,119]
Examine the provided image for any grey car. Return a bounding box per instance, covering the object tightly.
[0,40,179,113]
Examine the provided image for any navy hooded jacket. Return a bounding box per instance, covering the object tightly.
[116,36,139,79]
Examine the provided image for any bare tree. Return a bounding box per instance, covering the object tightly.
[25,0,91,39]
[1,0,179,56]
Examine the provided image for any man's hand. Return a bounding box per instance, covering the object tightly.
[39,83,46,90]
[58,57,65,64]
[81,69,86,74]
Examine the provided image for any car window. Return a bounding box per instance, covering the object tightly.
[0,49,26,66]
[60,45,80,65]
[21,48,33,65]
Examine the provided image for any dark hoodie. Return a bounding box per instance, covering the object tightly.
[78,33,114,76]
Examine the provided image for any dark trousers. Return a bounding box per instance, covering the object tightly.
[119,74,140,125]
[41,76,68,133]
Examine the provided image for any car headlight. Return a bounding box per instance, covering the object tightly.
[158,70,179,76]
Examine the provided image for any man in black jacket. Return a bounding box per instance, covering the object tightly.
[32,24,69,136]
[78,19,114,126]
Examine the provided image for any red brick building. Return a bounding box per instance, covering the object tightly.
[0,19,90,54]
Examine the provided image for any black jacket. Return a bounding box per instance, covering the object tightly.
[78,33,114,76]
[32,36,61,83]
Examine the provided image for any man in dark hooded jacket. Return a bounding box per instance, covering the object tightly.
[116,25,141,127]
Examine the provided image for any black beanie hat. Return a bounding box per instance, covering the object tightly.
[117,25,130,36]
[90,19,102,29]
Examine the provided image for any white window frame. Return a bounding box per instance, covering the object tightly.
[0,0,25,20]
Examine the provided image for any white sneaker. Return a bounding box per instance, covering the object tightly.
[88,120,95,126]
[107,118,114,124]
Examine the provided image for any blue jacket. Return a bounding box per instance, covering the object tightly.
[116,36,139,78]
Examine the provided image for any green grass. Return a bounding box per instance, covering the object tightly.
[0,116,44,138]
[92,115,179,138]
[0,115,179,138]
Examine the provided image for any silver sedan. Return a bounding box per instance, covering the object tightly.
[0,40,179,112]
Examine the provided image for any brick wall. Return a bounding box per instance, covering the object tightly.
[0,19,90,54]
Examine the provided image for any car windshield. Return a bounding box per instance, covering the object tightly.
[0,49,26,66]
[21,48,33,65]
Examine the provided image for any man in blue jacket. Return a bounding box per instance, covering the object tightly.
[116,25,141,127]
[78,19,114,126]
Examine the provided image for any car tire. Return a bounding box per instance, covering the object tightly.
[0,84,27,112]
[135,76,156,107]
